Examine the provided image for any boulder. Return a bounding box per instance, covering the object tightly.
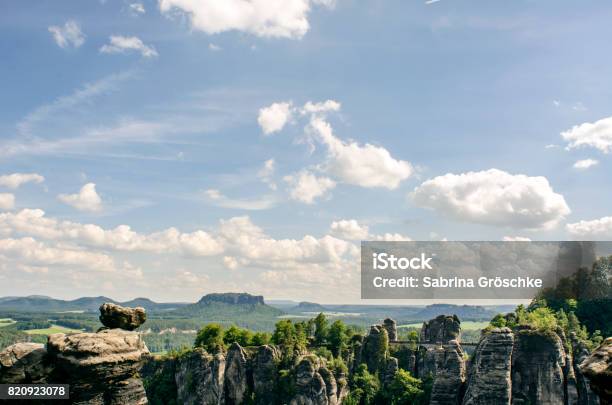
[224,343,250,404]
[0,342,52,383]
[99,303,146,331]
[580,337,612,405]
[175,348,225,405]
[462,327,514,405]
[47,328,149,404]
[421,314,462,344]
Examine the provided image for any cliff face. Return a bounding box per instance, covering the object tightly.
[579,337,612,404]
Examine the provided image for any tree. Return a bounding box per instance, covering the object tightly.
[313,313,329,345]
[251,332,271,346]
[348,364,380,405]
[223,325,253,347]
[194,323,224,353]
[328,320,348,357]
[272,319,296,347]
[384,369,424,405]
[490,314,507,328]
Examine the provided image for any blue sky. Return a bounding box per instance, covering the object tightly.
[0,0,611,303]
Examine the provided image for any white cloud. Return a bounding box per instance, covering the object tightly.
[203,189,277,210]
[0,208,223,256]
[48,20,85,48]
[503,236,532,241]
[566,216,612,239]
[0,194,15,210]
[100,36,158,58]
[209,43,222,51]
[158,0,335,39]
[330,219,369,240]
[57,183,103,212]
[129,3,146,14]
[573,158,599,170]
[308,117,413,189]
[410,169,570,229]
[257,158,277,190]
[369,233,412,241]
[561,116,612,153]
[284,170,336,204]
[0,173,44,189]
[258,102,294,135]
[301,100,341,115]
[0,237,115,272]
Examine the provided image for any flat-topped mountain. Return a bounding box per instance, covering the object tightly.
[196,292,265,306]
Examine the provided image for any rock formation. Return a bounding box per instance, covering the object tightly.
[0,302,150,404]
[383,318,398,342]
[0,342,51,384]
[360,325,389,373]
[462,327,514,405]
[99,302,146,331]
[291,357,328,405]
[571,333,600,405]
[421,314,462,344]
[224,343,250,404]
[580,337,612,404]
[175,348,225,405]
[429,340,466,405]
[252,345,280,405]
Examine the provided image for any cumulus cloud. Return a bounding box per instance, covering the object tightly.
[330,219,369,240]
[208,43,222,51]
[0,173,45,189]
[284,170,336,204]
[0,208,223,256]
[57,183,103,212]
[0,237,115,272]
[561,116,612,153]
[48,20,85,48]
[308,117,413,189]
[100,36,158,58]
[258,102,293,135]
[129,3,146,14]
[410,169,570,229]
[503,236,532,241]
[0,194,15,210]
[203,189,277,210]
[573,159,599,170]
[301,100,341,115]
[566,216,612,239]
[158,0,335,39]
[257,158,277,190]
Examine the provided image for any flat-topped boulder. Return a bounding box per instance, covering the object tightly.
[99,302,146,331]
[0,342,52,384]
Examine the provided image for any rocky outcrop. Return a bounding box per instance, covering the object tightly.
[429,340,466,405]
[580,337,612,404]
[319,366,338,405]
[175,349,225,405]
[571,333,600,405]
[383,318,398,342]
[421,314,462,344]
[462,327,514,405]
[0,342,52,383]
[252,345,280,405]
[291,357,328,405]
[224,343,250,404]
[361,325,389,372]
[48,328,150,404]
[511,328,566,405]
[99,303,146,331]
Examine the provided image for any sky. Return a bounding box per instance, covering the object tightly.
[1,0,612,303]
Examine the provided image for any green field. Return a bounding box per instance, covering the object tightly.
[0,318,16,327]
[25,324,83,335]
[398,321,489,330]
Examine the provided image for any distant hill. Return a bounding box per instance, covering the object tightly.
[0,296,187,313]
[290,301,328,313]
[413,304,495,321]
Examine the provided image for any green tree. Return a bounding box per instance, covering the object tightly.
[384,369,424,405]
[194,323,224,353]
[490,314,507,328]
[348,364,380,405]
[223,325,253,347]
[328,320,348,357]
[313,313,329,345]
[251,332,271,346]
